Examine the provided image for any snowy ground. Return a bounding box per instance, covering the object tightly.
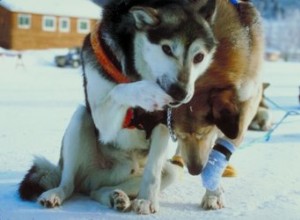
[0,49,300,220]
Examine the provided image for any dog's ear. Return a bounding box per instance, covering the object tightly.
[209,89,240,139]
[198,0,217,24]
[130,6,159,30]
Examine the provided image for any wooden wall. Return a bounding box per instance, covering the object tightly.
[0,7,12,48]
[0,7,98,50]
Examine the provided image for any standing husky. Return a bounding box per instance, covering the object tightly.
[170,0,264,209]
[19,0,219,214]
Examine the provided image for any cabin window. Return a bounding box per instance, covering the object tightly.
[59,17,70,32]
[18,14,31,29]
[77,19,90,34]
[43,16,56,32]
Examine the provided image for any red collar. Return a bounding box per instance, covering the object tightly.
[90,23,130,84]
[90,23,134,129]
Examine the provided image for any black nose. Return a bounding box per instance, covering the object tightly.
[168,83,188,102]
[187,164,203,176]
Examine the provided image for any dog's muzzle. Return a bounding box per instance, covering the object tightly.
[168,83,187,102]
[187,164,203,176]
[157,79,192,107]
[166,83,193,107]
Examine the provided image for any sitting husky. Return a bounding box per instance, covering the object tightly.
[19,0,219,214]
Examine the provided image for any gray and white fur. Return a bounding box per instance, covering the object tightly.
[19,0,218,214]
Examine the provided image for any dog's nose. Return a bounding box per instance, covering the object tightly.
[168,83,188,103]
[187,164,203,176]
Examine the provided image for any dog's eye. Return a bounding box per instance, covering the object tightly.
[193,53,204,64]
[162,45,173,56]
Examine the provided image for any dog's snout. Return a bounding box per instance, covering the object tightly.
[168,83,188,103]
[187,164,203,176]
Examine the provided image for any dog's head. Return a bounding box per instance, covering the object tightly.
[173,112,219,175]
[172,89,219,175]
[129,0,218,106]
[176,125,219,176]
[172,86,240,175]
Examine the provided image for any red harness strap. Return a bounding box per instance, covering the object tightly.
[90,23,134,129]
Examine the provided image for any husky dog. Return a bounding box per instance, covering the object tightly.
[170,0,264,209]
[19,0,218,214]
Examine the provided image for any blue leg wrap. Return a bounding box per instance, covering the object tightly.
[201,138,236,191]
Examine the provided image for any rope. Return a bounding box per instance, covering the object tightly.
[240,96,300,148]
[264,110,299,141]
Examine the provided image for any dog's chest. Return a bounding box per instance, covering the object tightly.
[115,129,150,151]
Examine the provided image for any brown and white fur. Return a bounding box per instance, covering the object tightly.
[18,0,220,215]
[249,83,273,131]
[171,0,264,210]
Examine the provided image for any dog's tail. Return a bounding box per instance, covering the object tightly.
[18,156,61,201]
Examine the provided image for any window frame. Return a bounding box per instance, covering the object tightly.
[59,17,70,33]
[77,18,90,34]
[42,16,57,32]
[18,14,31,29]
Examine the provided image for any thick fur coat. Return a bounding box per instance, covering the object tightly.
[171,0,264,209]
[19,0,222,215]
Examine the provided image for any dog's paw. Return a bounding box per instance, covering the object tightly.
[113,81,172,111]
[133,81,172,111]
[38,189,63,208]
[110,190,131,212]
[131,199,157,214]
[200,189,225,210]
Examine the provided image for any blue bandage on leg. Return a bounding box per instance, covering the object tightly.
[201,138,236,191]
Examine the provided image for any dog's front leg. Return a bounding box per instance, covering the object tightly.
[86,73,172,143]
[201,186,225,210]
[132,124,169,214]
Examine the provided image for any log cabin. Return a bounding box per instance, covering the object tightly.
[0,0,102,50]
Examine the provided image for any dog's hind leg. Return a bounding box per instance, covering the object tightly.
[37,151,77,208]
[38,105,95,208]
[19,105,91,205]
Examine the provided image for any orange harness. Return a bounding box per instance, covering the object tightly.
[90,23,134,129]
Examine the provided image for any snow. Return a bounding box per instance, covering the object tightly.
[0,49,300,219]
[0,0,102,19]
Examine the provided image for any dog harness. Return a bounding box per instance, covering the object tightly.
[90,23,135,129]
